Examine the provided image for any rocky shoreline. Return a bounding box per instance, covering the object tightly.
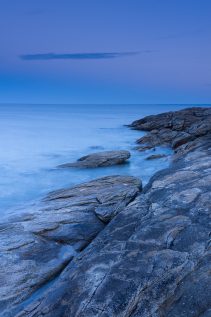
[0,107,210,317]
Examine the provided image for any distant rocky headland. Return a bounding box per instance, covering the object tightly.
[0,107,210,317]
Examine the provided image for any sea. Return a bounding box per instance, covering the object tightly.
[0,104,207,217]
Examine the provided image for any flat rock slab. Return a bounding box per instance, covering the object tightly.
[58,150,131,168]
[0,175,141,317]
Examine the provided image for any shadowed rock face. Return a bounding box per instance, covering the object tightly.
[0,107,210,317]
[58,150,131,168]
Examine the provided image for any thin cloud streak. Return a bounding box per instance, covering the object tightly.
[20,51,150,61]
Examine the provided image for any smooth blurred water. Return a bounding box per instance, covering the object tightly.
[0,104,199,216]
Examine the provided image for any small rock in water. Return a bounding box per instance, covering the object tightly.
[134,145,155,151]
[146,154,167,160]
[58,150,131,168]
[89,145,104,150]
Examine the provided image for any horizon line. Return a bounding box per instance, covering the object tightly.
[0,103,211,106]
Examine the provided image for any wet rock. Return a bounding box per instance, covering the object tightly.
[134,145,155,151]
[89,145,104,150]
[130,107,211,132]
[132,107,211,157]
[0,175,141,316]
[146,154,167,160]
[58,150,131,168]
[171,132,193,149]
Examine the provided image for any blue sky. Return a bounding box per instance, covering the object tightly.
[0,0,211,104]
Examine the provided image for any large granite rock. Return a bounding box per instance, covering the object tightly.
[0,107,210,317]
[0,175,141,317]
[58,150,131,168]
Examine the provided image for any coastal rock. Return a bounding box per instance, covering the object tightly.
[146,154,167,160]
[58,150,131,168]
[13,107,211,317]
[134,145,155,151]
[0,175,141,316]
[0,107,210,317]
[131,107,211,157]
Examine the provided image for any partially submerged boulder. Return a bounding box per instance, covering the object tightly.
[58,150,131,168]
[146,154,167,160]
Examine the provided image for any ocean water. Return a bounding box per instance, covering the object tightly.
[0,104,198,216]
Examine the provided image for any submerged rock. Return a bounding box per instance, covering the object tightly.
[134,145,155,151]
[58,150,131,168]
[146,153,167,160]
[89,145,104,150]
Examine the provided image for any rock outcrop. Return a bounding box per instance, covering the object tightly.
[58,150,131,168]
[0,107,210,317]
[0,176,141,317]
[130,107,211,153]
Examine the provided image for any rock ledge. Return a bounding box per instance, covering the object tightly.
[58,150,131,168]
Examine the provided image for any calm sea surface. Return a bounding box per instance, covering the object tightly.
[0,104,208,216]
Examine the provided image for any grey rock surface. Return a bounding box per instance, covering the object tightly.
[0,107,210,317]
[0,175,141,317]
[146,154,167,160]
[58,150,131,168]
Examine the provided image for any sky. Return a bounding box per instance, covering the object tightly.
[0,0,211,104]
